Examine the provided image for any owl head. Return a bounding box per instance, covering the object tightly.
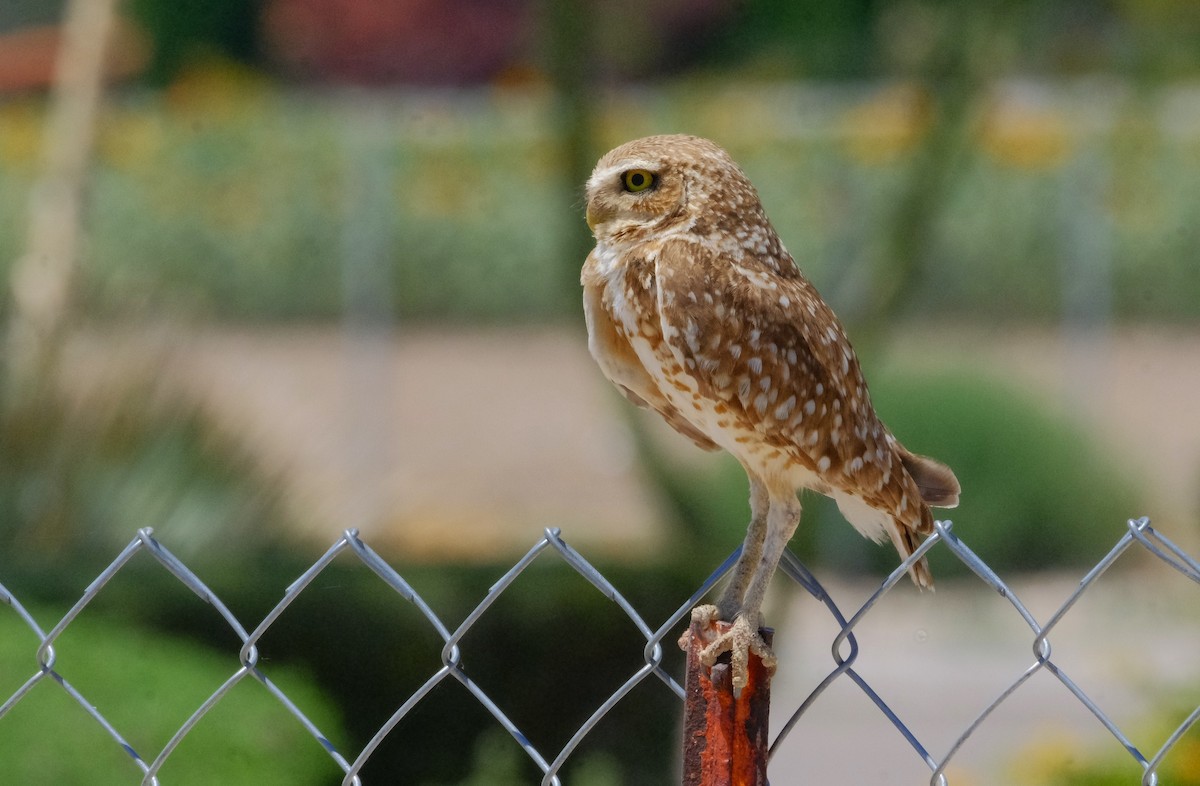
[584,134,766,247]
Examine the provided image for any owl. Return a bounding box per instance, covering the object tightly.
[580,135,959,693]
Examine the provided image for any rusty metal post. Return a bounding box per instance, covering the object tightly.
[680,618,773,786]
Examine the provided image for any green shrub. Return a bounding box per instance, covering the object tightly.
[642,370,1143,579]
[6,551,703,786]
[0,607,344,785]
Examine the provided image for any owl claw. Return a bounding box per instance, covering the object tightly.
[690,605,776,697]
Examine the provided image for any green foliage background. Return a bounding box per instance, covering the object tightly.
[0,607,344,785]
[1,86,1198,326]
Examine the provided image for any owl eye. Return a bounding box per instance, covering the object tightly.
[621,169,656,193]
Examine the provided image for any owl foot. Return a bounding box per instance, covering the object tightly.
[689,605,776,697]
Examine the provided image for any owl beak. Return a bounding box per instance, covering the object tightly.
[586,203,600,233]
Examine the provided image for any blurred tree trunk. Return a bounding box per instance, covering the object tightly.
[5,0,119,403]
[856,4,1017,347]
[538,0,598,318]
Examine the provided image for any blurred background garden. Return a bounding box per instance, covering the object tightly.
[0,0,1198,783]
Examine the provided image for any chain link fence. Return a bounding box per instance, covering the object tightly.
[1,517,1198,785]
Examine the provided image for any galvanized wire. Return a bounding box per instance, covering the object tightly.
[1,517,1197,784]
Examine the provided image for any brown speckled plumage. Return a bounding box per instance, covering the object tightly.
[581,135,959,691]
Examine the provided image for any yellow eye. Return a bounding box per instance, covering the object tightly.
[622,169,656,193]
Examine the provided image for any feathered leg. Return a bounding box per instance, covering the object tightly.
[715,470,768,617]
[697,490,801,694]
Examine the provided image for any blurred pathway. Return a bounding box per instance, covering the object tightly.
[767,570,1200,785]
[68,324,1199,556]
[161,326,668,558]
[152,324,1200,552]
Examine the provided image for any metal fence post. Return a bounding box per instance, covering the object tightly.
[680,618,773,786]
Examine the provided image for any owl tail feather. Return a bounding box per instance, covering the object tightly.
[888,521,935,591]
[898,448,960,509]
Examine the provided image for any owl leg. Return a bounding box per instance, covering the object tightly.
[737,492,801,630]
[697,492,801,695]
[714,470,769,618]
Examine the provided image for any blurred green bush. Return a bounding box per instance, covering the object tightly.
[5,551,704,786]
[0,607,344,785]
[642,369,1142,579]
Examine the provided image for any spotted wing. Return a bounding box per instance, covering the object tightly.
[652,237,931,533]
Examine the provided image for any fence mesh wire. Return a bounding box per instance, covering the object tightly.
[1,517,1198,785]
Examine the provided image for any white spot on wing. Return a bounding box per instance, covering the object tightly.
[774,395,796,420]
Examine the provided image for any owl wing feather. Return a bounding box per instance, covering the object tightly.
[652,236,940,535]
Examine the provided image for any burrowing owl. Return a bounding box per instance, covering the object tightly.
[581,135,959,692]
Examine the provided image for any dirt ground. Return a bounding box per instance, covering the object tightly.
[130,323,1200,555]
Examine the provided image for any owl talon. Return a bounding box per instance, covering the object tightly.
[691,606,776,696]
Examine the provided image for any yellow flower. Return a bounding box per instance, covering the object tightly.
[841,82,932,165]
[0,100,45,169]
[978,102,1072,170]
